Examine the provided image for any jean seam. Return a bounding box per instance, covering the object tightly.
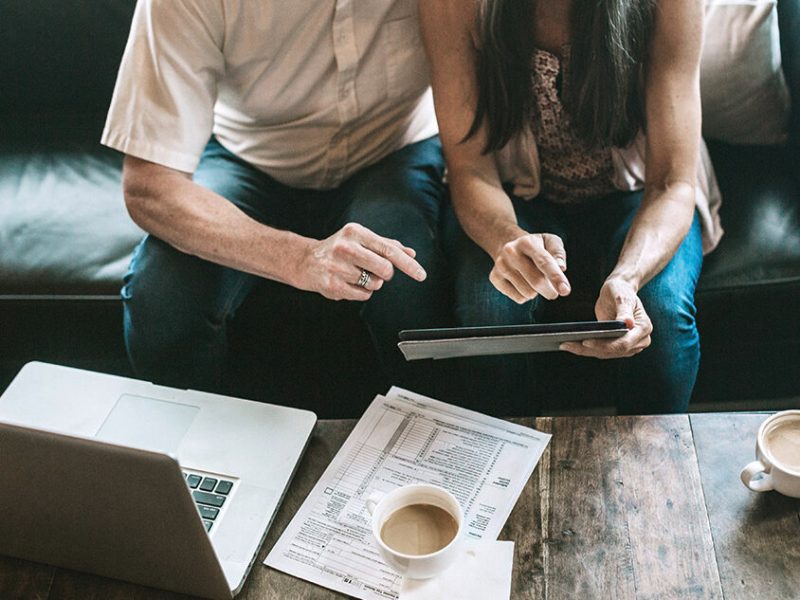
[215,273,251,327]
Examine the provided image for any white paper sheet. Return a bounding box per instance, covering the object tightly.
[399,541,514,600]
[264,387,550,600]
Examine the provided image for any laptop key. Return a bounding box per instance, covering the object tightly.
[199,477,218,492]
[186,474,202,489]
[203,520,213,532]
[215,480,233,495]
[198,505,219,521]
[192,490,226,507]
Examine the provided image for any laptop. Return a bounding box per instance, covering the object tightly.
[0,362,316,599]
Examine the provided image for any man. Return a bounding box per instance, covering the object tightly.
[102,0,451,397]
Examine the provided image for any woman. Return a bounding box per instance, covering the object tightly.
[421,0,722,414]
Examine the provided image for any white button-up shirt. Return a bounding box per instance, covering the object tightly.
[102,0,438,190]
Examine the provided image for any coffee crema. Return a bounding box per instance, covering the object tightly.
[766,421,800,470]
[379,503,458,556]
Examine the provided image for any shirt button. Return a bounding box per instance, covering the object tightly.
[339,83,353,99]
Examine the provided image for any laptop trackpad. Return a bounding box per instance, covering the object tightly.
[96,394,199,455]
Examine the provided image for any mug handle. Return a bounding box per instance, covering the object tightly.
[740,460,775,492]
[365,491,384,515]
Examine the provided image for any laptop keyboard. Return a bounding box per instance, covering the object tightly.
[183,472,234,533]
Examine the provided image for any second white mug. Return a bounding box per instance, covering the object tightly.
[740,410,800,498]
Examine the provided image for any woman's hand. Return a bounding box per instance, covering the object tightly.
[560,277,651,358]
[489,233,571,304]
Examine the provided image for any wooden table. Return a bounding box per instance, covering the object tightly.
[2,413,798,599]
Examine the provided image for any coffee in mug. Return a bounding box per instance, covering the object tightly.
[740,410,800,498]
[763,420,800,470]
[379,502,459,555]
[366,483,463,579]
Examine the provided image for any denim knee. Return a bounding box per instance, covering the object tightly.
[616,274,700,414]
[121,236,254,388]
[451,239,537,327]
[454,284,539,327]
[358,203,439,251]
[640,267,700,356]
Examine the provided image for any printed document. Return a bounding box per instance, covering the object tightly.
[264,387,551,600]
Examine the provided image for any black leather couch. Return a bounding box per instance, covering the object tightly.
[1,1,798,417]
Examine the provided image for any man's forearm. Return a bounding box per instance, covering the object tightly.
[123,158,311,288]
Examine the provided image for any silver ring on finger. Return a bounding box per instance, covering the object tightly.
[356,269,371,288]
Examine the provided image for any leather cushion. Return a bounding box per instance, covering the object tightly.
[0,115,142,295]
[699,142,800,292]
[3,131,798,296]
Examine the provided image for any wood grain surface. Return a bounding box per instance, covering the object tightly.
[535,415,723,600]
[1,413,796,599]
[690,412,800,600]
[501,417,546,600]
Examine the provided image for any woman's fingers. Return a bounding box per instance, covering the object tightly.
[489,270,528,304]
[561,331,650,359]
[543,233,568,272]
[491,233,571,301]
[493,265,538,301]
[559,277,653,358]
[519,235,570,297]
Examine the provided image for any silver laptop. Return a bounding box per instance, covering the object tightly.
[0,362,316,599]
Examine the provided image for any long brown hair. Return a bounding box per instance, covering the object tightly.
[466,0,656,152]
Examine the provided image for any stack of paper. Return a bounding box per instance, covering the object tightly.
[265,387,550,600]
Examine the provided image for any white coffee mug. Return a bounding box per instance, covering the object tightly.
[740,410,800,498]
[365,483,463,579]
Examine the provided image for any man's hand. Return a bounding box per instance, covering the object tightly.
[295,222,426,301]
[489,233,571,304]
[560,277,652,359]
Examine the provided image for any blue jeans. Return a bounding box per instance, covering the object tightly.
[122,136,455,398]
[446,191,704,415]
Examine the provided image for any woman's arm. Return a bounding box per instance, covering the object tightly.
[608,0,704,290]
[563,0,704,359]
[420,0,570,303]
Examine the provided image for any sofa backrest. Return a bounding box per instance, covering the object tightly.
[0,0,135,115]
[0,0,797,144]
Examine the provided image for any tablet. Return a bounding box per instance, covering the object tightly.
[397,320,628,361]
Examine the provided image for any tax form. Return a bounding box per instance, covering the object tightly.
[264,387,551,600]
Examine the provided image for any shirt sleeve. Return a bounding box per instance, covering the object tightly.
[101,0,225,173]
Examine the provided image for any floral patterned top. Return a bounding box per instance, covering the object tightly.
[531,46,617,203]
